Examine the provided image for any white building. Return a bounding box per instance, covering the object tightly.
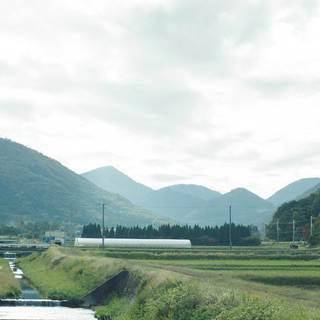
[74,238,191,248]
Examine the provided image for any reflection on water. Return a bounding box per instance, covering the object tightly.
[0,307,95,320]
[20,279,42,300]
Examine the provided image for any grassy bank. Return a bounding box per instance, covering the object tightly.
[0,258,20,298]
[95,281,320,320]
[19,247,128,299]
[19,247,320,319]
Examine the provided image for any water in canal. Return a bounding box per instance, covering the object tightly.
[0,307,96,320]
[0,259,96,320]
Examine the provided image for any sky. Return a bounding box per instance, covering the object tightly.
[1,0,320,198]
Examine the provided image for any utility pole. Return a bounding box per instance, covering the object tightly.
[292,219,295,243]
[102,203,105,249]
[229,205,232,250]
[310,216,313,237]
[276,219,279,242]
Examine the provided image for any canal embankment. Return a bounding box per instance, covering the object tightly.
[0,258,20,298]
[1,256,66,307]
[0,254,96,319]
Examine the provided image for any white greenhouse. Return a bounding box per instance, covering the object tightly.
[74,238,191,248]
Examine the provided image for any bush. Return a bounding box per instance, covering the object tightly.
[95,297,130,320]
[216,298,278,320]
[238,236,261,246]
[308,234,320,246]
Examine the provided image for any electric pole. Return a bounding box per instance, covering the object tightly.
[229,205,232,250]
[310,216,313,237]
[102,203,105,249]
[276,219,279,242]
[292,219,295,243]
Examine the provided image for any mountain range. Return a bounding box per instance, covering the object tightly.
[1,138,319,227]
[83,166,320,226]
[0,139,161,226]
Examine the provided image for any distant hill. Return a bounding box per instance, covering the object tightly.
[188,188,275,226]
[83,166,153,203]
[296,182,320,201]
[267,178,320,207]
[83,167,274,226]
[137,187,206,223]
[163,184,221,201]
[0,139,160,226]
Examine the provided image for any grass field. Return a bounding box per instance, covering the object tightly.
[0,258,20,298]
[19,245,320,319]
[83,245,320,308]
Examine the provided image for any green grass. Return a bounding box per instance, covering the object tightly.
[0,258,20,298]
[19,246,320,319]
[95,296,131,319]
[77,243,320,261]
[132,258,320,307]
[96,280,320,320]
[19,247,131,299]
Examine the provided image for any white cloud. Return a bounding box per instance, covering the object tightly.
[0,0,320,198]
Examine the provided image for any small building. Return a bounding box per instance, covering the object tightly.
[4,251,17,261]
[44,231,65,245]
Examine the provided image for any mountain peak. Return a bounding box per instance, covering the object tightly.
[83,166,153,203]
[229,187,250,193]
[162,184,221,201]
[268,177,320,207]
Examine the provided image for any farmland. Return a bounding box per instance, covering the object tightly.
[18,245,320,319]
[84,244,320,308]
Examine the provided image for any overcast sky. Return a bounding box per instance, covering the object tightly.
[1,0,320,198]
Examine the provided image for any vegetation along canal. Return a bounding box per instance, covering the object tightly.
[0,256,95,320]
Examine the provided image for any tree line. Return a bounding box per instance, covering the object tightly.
[267,191,320,243]
[81,223,260,246]
[0,221,65,239]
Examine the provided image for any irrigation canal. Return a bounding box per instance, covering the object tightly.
[0,254,95,320]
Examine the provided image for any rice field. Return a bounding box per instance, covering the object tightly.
[76,244,320,308]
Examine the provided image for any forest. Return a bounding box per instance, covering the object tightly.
[267,191,320,243]
[81,223,260,246]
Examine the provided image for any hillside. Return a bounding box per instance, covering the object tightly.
[296,182,320,200]
[137,187,205,222]
[163,184,221,201]
[267,178,320,207]
[267,189,320,241]
[83,166,275,226]
[82,167,222,223]
[83,166,153,203]
[188,188,275,226]
[0,139,160,226]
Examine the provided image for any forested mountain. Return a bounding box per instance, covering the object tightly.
[296,183,320,201]
[187,188,275,226]
[83,166,153,203]
[137,187,205,222]
[83,167,275,226]
[267,178,320,207]
[267,190,320,241]
[83,167,222,224]
[162,184,221,201]
[0,139,160,226]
